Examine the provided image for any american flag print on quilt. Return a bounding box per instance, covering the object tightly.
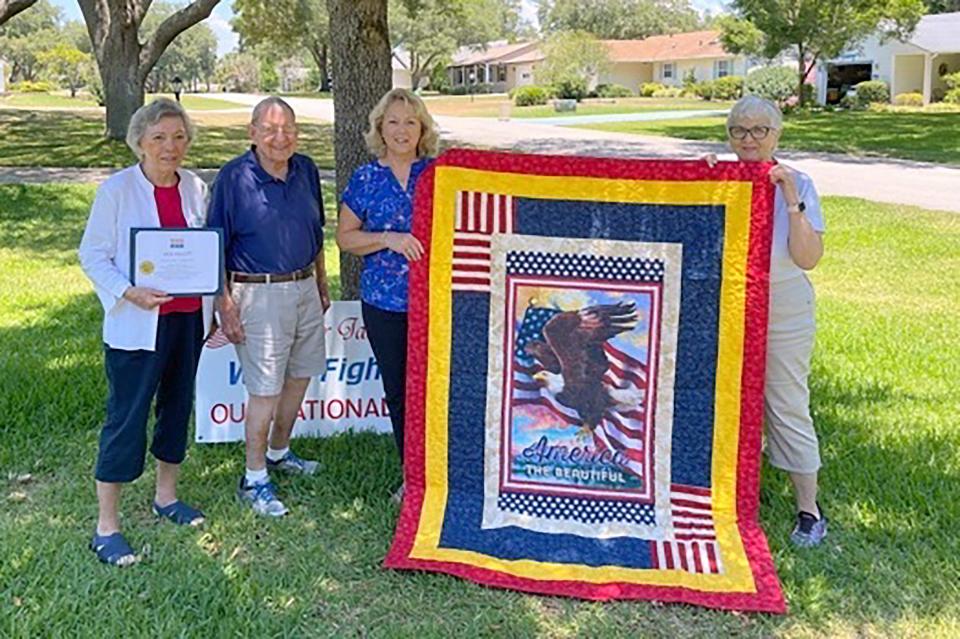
[385,149,786,613]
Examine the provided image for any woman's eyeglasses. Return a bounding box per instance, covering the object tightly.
[728,125,773,141]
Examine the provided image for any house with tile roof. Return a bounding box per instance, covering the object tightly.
[445,30,754,94]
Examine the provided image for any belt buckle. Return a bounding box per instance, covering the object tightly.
[264,273,273,284]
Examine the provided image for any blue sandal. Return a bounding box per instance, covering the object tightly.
[90,532,138,567]
[152,500,205,526]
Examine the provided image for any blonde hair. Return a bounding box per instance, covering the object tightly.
[126,98,195,159]
[364,88,439,159]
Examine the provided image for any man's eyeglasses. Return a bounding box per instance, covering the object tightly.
[256,125,298,138]
[728,125,773,141]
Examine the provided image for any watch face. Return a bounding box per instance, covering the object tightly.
[798,201,806,213]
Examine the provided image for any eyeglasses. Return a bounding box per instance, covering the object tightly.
[728,125,773,141]
[255,125,298,138]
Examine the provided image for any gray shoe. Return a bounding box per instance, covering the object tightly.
[266,451,320,476]
[391,483,405,505]
[237,477,288,517]
[790,505,827,547]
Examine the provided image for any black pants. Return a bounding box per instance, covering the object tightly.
[362,301,407,462]
[95,311,204,482]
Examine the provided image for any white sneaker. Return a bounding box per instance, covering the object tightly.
[237,477,288,517]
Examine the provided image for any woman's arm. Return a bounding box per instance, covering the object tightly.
[336,203,424,261]
[770,165,824,270]
[335,203,387,256]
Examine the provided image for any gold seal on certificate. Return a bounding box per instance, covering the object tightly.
[130,228,224,296]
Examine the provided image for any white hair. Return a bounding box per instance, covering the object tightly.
[727,95,783,129]
[126,98,195,159]
[251,96,296,125]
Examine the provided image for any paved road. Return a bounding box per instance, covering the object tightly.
[523,108,729,126]
[3,93,956,212]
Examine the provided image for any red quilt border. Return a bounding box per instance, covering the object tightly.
[384,149,784,614]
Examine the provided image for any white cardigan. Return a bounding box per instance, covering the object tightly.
[78,164,214,351]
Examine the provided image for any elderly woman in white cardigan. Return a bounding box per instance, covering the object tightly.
[707,95,827,547]
[79,98,213,567]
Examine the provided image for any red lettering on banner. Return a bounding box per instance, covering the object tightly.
[210,402,245,425]
[337,316,367,341]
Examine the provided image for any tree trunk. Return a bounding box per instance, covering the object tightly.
[797,44,807,107]
[308,42,331,93]
[77,0,220,140]
[326,0,392,300]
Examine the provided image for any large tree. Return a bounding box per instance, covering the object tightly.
[727,0,926,105]
[76,0,221,140]
[0,0,37,26]
[233,0,331,91]
[327,0,392,299]
[536,0,702,40]
[143,3,218,93]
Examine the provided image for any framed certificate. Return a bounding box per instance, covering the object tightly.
[130,228,224,296]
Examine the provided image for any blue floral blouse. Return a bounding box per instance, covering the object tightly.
[342,157,433,312]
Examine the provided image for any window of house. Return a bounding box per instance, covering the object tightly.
[662,63,674,80]
[498,65,507,82]
[716,60,730,78]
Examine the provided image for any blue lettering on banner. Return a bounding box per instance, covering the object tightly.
[229,361,243,385]
[321,357,381,385]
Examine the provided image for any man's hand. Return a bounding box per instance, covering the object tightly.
[122,286,172,310]
[217,294,245,344]
[317,276,331,313]
[384,232,424,262]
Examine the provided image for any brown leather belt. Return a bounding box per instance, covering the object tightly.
[229,265,314,284]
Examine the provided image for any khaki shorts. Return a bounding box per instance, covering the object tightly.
[764,275,821,474]
[231,276,326,396]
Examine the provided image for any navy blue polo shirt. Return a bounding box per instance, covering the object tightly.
[207,148,323,274]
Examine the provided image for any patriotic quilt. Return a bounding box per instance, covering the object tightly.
[385,149,785,613]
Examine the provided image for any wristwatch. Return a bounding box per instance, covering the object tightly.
[787,201,806,215]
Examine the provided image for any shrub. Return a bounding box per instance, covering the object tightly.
[943,71,960,90]
[512,85,550,107]
[944,88,960,104]
[596,83,633,98]
[893,92,923,107]
[639,82,665,97]
[552,78,588,101]
[744,66,796,104]
[693,80,714,100]
[447,85,469,95]
[852,80,889,106]
[712,75,744,100]
[9,80,58,92]
[651,87,683,98]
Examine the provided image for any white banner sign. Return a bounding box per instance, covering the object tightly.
[194,301,392,443]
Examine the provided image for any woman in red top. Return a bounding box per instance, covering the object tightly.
[79,98,212,566]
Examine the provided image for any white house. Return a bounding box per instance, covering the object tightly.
[816,12,960,105]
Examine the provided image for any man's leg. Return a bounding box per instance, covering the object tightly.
[269,376,311,450]
[246,394,281,472]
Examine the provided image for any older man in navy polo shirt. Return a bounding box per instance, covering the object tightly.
[208,97,330,517]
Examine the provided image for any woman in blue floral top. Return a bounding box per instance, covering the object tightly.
[336,88,439,501]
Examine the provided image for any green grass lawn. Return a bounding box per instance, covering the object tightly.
[578,110,960,165]
[422,95,732,119]
[0,92,247,111]
[0,109,334,169]
[1,185,959,636]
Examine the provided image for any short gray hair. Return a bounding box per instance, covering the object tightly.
[251,96,296,125]
[727,94,783,130]
[126,97,195,159]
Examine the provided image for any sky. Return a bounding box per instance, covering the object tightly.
[48,0,728,58]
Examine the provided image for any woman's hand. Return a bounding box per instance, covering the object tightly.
[703,154,719,168]
[122,286,172,310]
[768,164,800,204]
[317,276,331,313]
[384,232,424,262]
